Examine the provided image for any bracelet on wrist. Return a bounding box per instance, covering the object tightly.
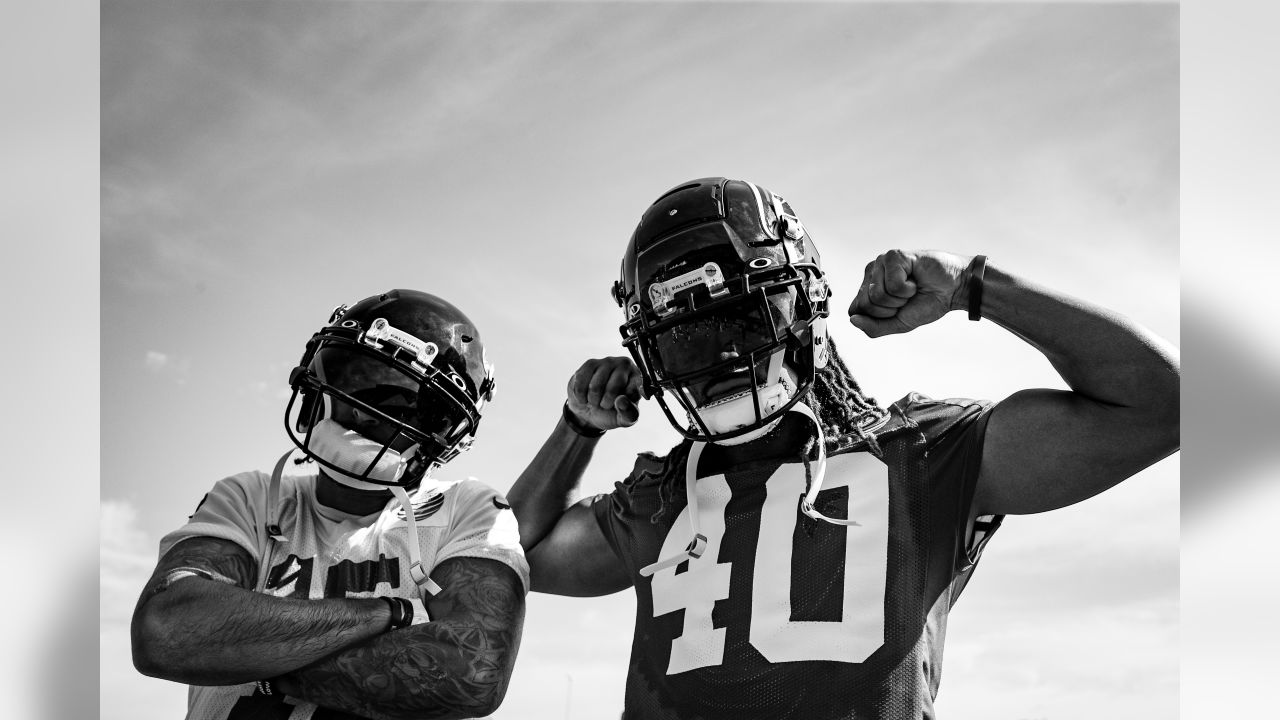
[967,255,988,321]
[562,402,606,439]
[381,596,414,632]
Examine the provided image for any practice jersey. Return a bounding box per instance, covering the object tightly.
[591,393,1000,720]
[157,453,529,720]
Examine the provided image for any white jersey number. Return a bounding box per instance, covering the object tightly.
[649,453,889,674]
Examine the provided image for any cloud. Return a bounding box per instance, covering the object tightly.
[502,593,634,717]
[101,500,189,720]
[141,350,191,384]
[101,500,158,624]
[237,360,297,405]
[939,598,1178,719]
[143,351,168,372]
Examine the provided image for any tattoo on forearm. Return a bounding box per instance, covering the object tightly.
[285,558,526,719]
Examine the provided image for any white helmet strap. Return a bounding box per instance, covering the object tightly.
[639,441,709,577]
[793,402,859,527]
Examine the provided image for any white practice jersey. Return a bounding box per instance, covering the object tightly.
[158,454,528,720]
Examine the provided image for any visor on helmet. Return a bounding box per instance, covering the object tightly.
[312,343,475,444]
[642,286,797,386]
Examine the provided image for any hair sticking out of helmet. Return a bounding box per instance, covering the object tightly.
[616,177,832,445]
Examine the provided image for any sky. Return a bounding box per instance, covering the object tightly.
[0,1,1249,717]
[91,1,1189,719]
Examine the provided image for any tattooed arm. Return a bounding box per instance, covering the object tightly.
[131,536,392,685]
[275,556,526,720]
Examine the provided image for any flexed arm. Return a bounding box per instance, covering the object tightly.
[848,250,1179,517]
[505,357,642,595]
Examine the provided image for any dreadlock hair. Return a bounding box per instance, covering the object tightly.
[806,336,889,457]
[644,336,888,525]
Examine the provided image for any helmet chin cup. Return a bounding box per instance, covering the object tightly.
[706,418,783,446]
[693,384,789,445]
[684,364,798,446]
[305,418,423,489]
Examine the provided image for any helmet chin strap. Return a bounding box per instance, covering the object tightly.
[389,484,444,596]
[638,401,857,578]
[638,440,709,577]
[793,402,860,527]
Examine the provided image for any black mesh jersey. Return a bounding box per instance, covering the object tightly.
[590,393,1000,720]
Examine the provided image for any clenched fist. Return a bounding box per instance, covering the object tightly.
[565,356,646,432]
[847,250,972,338]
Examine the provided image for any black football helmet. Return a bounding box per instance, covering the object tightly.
[284,289,496,487]
[614,177,830,443]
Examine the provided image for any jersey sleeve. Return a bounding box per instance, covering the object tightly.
[590,445,688,577]
[435,479,531,593]
[157,471,269,564]
[891,392,1001,575]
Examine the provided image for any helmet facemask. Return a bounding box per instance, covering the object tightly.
[285,319,486,489]
[626,266,829,445]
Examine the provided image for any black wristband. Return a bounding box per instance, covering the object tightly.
[382,596,414,631]
[255,678,276,696]
[562,402,606,438]
[967,255,987,321]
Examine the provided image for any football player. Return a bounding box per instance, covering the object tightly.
[132,289,527,720]
[507,178,1179,718]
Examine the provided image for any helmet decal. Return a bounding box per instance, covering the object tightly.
[647,262,729,317]
[360,317,439,372]
[812,316,830,370]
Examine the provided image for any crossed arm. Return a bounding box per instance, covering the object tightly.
[132,536,524,719]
